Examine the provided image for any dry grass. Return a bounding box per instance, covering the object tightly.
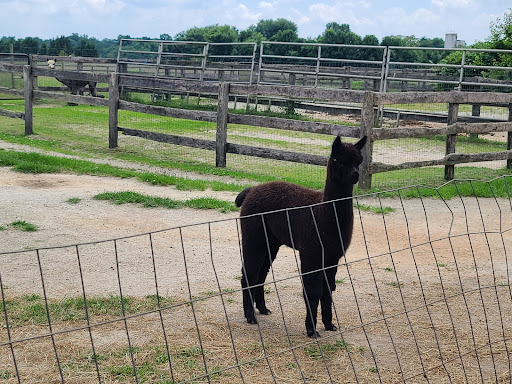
[1,266,511,384]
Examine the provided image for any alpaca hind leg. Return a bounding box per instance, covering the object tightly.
[254,243,279,315]
[321,292,337,331]
[241,267,258,324]
[241,247,267,324]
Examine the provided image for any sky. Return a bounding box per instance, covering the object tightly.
[1,0,511,44]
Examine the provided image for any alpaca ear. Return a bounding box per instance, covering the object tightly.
[354,136,367,150]
[331,136,342,154]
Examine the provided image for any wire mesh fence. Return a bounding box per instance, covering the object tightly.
[1,177,512,383]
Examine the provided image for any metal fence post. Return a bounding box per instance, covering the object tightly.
[358,91,375,189]
[108,73,119,148]
[216,82,230,167]
[458,50,466,91]
[23,65,33,135]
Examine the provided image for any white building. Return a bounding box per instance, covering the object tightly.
[445,33,466,48]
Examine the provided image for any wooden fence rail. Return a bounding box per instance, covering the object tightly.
[1,64,512,189]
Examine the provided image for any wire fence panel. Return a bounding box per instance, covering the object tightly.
[1,177,512,383]
[117,40,258,84]
[258,41,387,91]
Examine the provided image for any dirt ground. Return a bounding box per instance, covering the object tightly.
[1,167,512,383]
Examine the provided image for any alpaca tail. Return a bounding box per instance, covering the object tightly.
[235,187,252,207]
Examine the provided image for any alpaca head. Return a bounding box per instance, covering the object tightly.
[328,136,367,185]
[47,59,56,69]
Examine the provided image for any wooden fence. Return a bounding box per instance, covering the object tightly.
[1,62,512,189]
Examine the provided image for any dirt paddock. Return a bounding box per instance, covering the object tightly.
[1,168,512,383]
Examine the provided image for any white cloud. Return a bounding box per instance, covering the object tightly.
[378,7,438,28]
[259,1,275,11]
[308,0,374,25]
[431,0,476,9]
[2,0,126,18]
[308,2,373,28]
[224,3,262,25]
[85,0,125,13]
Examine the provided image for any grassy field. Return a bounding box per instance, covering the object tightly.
[0,95,512,197]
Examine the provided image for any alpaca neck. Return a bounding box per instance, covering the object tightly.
[322,181,354,204]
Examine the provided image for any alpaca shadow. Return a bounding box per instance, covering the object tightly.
[47,59,104,104]
[236,136,367,337]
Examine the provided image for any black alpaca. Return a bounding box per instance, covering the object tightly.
[235,136,366,337]
[47,59,101,97]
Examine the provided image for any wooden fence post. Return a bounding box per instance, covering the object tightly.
[470,104,481,139]
[216,82,230,167]
[445,103,459,180]
[358,91,375,190]
[108,73,119,148]
[23,65,33,135]
[507,104,512,169]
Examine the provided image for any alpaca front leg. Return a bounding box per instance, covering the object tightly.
[321,268,338,331]
[303,273,323,337]
[88,82,98,97]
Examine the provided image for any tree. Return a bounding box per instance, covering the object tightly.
[270,29,299,42]
[0,37,15,53]
[174,24,239,55]
[318,23,363,59]
[490,8,512,67]
[362,35,379,46]
[319,22,363,46]
[239,26,264,43]
[15,37,40,54]
[74,38,98,57]
[48,36,72,56]
[175,24,238,43]
[359,35,382,61]
[381,35,418,62]
[255,18,298,40]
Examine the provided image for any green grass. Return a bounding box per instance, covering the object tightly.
[124,92,355,127]
[94,191,238,213]
[2,144,512,202]
[0,149,248,192]
[304,340,354,360]
[357,203,395,214]
[2,98,512,197]
[0,100,338,190]
[0,294,178,326]
[66,197,81,204]
[388,102,509,118]
[368,168,512,199]
[10,220,38,232]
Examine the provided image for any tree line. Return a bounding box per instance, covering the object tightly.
[1,9,511,69]
[1,20,444,59]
